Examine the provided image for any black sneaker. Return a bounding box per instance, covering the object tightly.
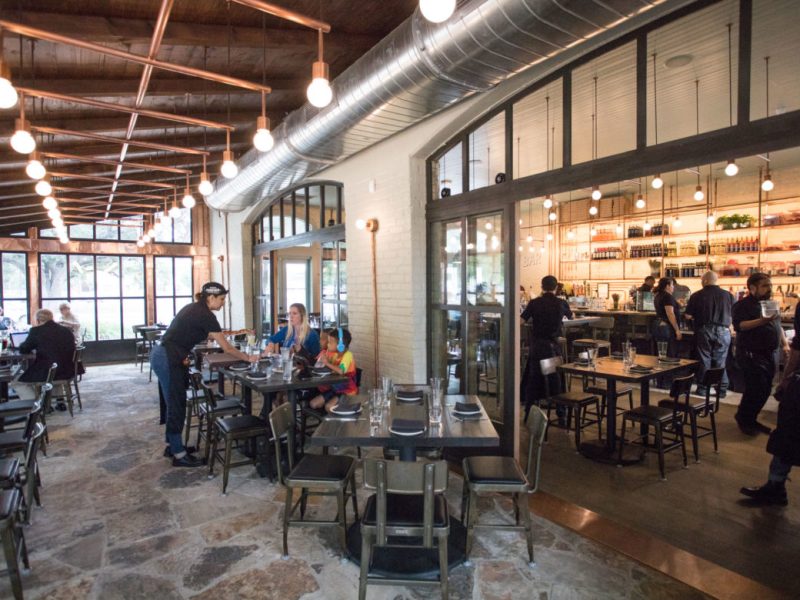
[740,481,788,506]
[172,454,204,468]
[164,445,197,458]
[735,416,758,436]
[753,421,772,435]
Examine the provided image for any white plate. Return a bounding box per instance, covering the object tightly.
[246,374,268,380]
[230,365,250,371]
[331,407,362,416]
[313,371,331,377]
[453,409,481,416]
[389,427,425,436]
[396,394,424,402]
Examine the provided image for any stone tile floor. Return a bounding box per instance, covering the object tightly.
[0,363,708,599]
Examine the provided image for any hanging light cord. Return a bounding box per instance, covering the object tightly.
[652,53,658,144]
[727,23,733,127]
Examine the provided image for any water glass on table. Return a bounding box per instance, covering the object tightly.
[429,386,442,426]
[380,376,393,399]
[369,389,383,427]
[657,341,668,361]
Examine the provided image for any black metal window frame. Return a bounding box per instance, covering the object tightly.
[153,256,195,323]
[38,252,146,341]
[0,251,30,325]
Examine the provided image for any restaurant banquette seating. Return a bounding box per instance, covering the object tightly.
[657,367,724,462]
[538,357,601,451]
[269,403,358,558]
[618,374,690,480]
[358,459,450,600]
[461,405,547,565]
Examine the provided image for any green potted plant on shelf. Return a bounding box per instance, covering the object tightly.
[716,213,754,230]
[648,259,661,277]
[611,293,620,310]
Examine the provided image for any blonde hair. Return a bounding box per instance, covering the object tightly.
[284,303,310,347]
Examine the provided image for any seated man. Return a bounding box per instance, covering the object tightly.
[13,308,76,401]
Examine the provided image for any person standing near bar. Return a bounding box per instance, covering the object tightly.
[732,273,789,436]
[638,276,655,293]
[652,277,682,353]
[685,271,733,397]
[151,282,255,467]
[520,275,572,421]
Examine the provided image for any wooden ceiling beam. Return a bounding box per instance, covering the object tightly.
[0,112,260,134]
[1,11,379,52]
[19,78,306,97]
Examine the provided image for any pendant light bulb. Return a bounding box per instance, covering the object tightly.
[707,213,716,226]
[147,227,155,238]
[567,229,575,240]
[643,221,652,231]
[220,150,238,179]
[35,177,52,197]
[136,239,145,248]
[673,215,682,229]
[526,234,533,243]
[694,185,705,201]
[543,196,553,209]
[58,233,69,244]
[591,187,602,201]
[198,172,214,196]
[635,194,646,209]
[762,174,774,192]
[419,0,456,23]
[307,61,332,108]
[182,188,196,209]
[546,232,554,241]
[47,208,60,219]
[11,118,36,155]
[651,175,664,189]
[548,211,557,222]
[253,115,274,152]
[615,223,623,235]
[26,152,46,180]
[589,205,598,216]
[724,160,739,176]
[142,233,151,243]
[0,62,18,109]
[590,227,597,237]
[51,216,63,228]
[42,196,57,210]
[168,205,182,219]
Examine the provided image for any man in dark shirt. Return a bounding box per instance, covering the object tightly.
[685,271,734,396]
[520,275,572,420]
[13,308,76,400]
[732,273,789,436]
[638,276,655,293]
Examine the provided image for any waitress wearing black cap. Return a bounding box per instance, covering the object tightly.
[151,282,255,467]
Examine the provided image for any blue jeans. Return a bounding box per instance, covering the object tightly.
[769,455,792,483]
[150,344,188,456]
[695,325,731,392]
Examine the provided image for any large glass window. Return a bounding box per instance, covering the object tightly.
[432,144,463,200]
[321,241,348,329]
[647,0,740,144]
[467,213,505,307]
[468,113,506,191]
[154,256,193,324]
[572,41,637,163]
[283,259,310,309]
[513,78,563,178]
[154,209,192,244]
[751,0,800,120]
[1,253,29,326]
[39,253,145,341]
[64,216,148,242]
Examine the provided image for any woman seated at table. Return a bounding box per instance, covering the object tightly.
[265,303,320,358]
[309,328,358,412]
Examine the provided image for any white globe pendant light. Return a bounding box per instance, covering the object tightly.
[26,152,46,180]
[420,0,456,23]
[42,196,57,210]
[10,118,36,154]
[168,204,182,219]
[651,175,664,189]
[0,62,18,109]
[35,176,52,197]
[307,31,332,108]
[253,115,274,152]
[220,149,238,179]
[724,160,739,176]
[198,173,214,196]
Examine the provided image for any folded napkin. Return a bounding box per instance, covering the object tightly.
[333,400,361,413]
[391,418,425,433]
[454,401,480,413]
[630,365,653,372]
[395,389,424,401]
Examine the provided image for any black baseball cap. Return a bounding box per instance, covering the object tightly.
[201,281,228,296]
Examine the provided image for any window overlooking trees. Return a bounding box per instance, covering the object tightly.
[0,253,29,327]
[40,253,145,341]
[154,256,194,324]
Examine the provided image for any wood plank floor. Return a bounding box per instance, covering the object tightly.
[521,394,799,598]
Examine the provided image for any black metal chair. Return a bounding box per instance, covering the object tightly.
[538,357,601,451]
[71,345,85,410]
[658,367,723,462]
[269,402,358,558]
[144,330,162,382]
[461,405,547,565]
[572,317,614,358]
[0,487,29,600]
[0,423,45,525]
[196,379,246,463]
[132,324,148,370]
[358,459,450,600]
[298,366,363,452]
[618,374,690,480]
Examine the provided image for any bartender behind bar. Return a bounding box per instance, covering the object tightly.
[521,275,572,421]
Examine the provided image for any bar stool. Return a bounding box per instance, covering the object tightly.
[572,317,614,359]
[618,375,690,480]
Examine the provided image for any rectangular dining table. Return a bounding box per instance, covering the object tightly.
[309,394,499,461]
[557,355,697,463]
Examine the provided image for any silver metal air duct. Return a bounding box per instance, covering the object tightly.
[208,0,669,212]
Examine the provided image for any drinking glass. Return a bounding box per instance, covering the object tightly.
[657,341,668,360]
[263,360,273,379]
[282,357,293,381]
[246,333,256,347]
[628,347,637,367]
[586,347,597,368]
[280,347,291,362]
[760,300,780,318]
[380,376,393,399]
[369,389,383,427]
[249,344,260,372]
[429,388,442,426]
[429,376,443,397]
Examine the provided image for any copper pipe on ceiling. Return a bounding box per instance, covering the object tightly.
[13,193,161,210]
[17,87,233,131]
[59,206,152,217]
[0,20,271,94]
[53,186,167,202]
[48,171,175,189]
[230,0,331,33]
[43,152,191,175]
[32,126,209,156]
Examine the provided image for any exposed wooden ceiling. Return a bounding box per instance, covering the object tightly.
[0,0,418,235]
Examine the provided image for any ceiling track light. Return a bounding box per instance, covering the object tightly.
[724,160,739,176]
[419,0,456,23]
[26,151,46,180]
[307,29,332,108]
[0,56,18,109]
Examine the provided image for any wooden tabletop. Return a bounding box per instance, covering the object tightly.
[309,394,499,451]
[558,354,697,382]
[224,367,349,394]
[204,352,244,370]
